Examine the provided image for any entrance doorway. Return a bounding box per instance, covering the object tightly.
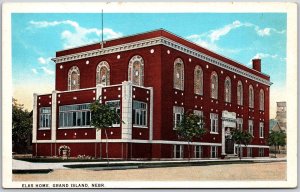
[225,138,234,154]
[225,127,235,154]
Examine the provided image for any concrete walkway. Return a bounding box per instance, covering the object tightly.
[12,157,286,171]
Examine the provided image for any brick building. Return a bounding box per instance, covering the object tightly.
[32,29,271,159]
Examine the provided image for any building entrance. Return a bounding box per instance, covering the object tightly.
[225,127,235,154]
[221,111,237,156]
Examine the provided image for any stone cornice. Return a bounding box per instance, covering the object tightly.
[52,37,271,86]
[52,37,162,64]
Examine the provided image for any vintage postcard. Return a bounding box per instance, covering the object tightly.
[2,1,298,189]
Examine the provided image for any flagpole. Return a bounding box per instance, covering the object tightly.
[101,9,104,49]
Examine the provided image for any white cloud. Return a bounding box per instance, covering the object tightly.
[29,20,123,49]
[247,52,279,66]
[252,53,278,59]
[41,67,54,75]
[38,57,52,65]
[187,20,285,49]
[187,34,218,51]
[38,57,47,64]
[31,68,38,74]
[209,20,243,42]
[255,27,285,37]
[256,28,271,36]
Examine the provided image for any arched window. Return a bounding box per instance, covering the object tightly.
[173,58,184,90]
[259,89,264,111]
[224,76,231,103]
[211,71,218,99]
[249,85,254,108]
[96,61,110,86]
[194,65,203,95]
[68,66,80,90]
[237,81,243,105]
[128,55,144,86]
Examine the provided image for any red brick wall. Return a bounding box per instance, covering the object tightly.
[131,143,152,159]
[56,128,96,140]
[160,44,270,148]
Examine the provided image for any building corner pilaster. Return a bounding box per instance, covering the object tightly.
[221,120,226,156]
[95,84,104,141]
[32,93,38,143]
[121,81,133,140]
[51,91,57,142]
[149,87,154,141]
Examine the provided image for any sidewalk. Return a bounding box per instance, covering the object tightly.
[12,157,286,171]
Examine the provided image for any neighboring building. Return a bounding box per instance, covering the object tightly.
[32,29,271,159]
[275,101,286,130]
[269,101,287,154]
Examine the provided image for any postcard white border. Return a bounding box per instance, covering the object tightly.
[2,2,298,189]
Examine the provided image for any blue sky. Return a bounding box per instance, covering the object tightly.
[12,13,286,118]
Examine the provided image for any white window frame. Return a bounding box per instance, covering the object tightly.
[128,55,144,86]
[247,147,252,157]
[58,103,91,129]
[211,71,218,99]
[210,113,219,134]
[96,61,110,86]
[259,148,264,157]
[259,122,264,138]
[195,145,203,158]
[248,120,254,136]
[211,146,217,158]
[173,58,184,91]
[259,89,264,111]
[236,118,243,130]
[106,100,121,127]
[174,145,183,158]
[224,76,231,103]
[39,107,51,129]
[173,106,184,130]
[68,66,80,91]
[194,65,203,95]
[249,85,254,108]
[237,81,243,105]
[132,100,147,128]
[194,110,204,129]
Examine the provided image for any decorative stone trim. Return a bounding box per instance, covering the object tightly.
[52,36,271,86]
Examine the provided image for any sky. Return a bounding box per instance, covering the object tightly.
[12,13,287,118]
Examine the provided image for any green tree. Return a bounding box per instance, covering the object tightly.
[268,130,286,158]
[175,111,207,160]
[12,98,32,154]
[89,99,121,164]
[231,129,253,160]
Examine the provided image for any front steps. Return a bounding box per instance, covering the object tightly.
[225,154,239,159]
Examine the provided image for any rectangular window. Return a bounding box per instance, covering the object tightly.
[211,146,217,158]
[259,122,264,138]
[174,145,183,158]
[195,146,203,158]
[106,100,121,127]
[247,148,252,157]
[59,103,91,128]
[236,118,243,130]
[194,110,204,128]
[173,106,184,130]
[132,100,147,127]
[236,147,242,158]
[210,113,218,133]
[248,120,254,136]
[39,107,51,129]
[259,148,264,157]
